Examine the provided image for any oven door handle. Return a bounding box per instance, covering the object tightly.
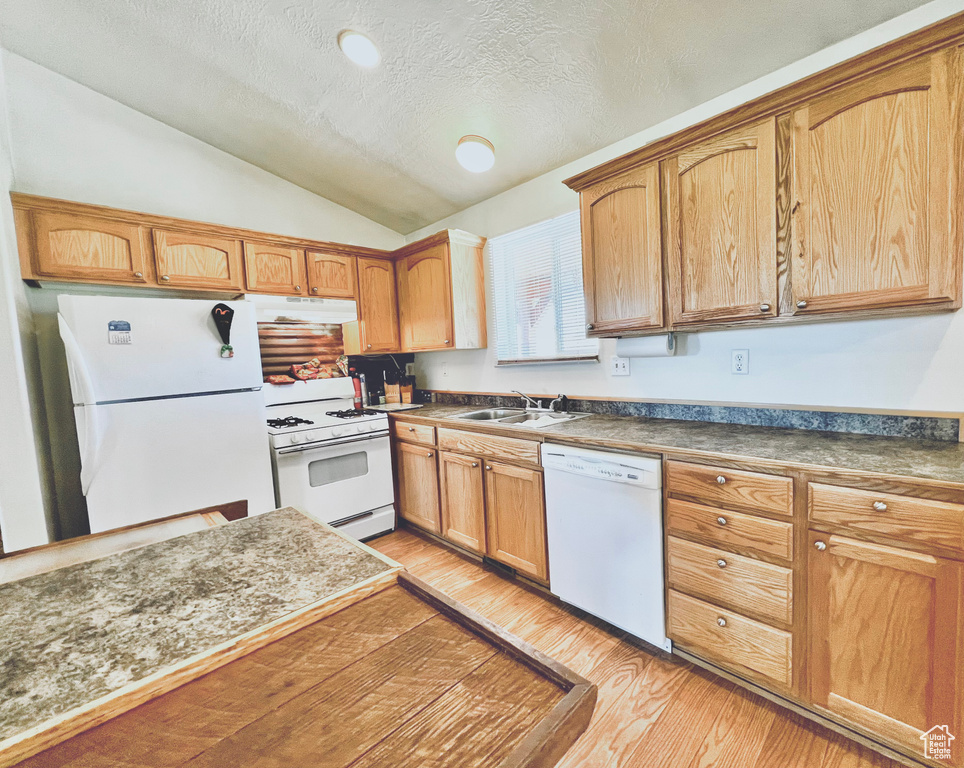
[276,431,389,454]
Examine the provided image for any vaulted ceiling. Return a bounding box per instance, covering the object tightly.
[0,0,930,233]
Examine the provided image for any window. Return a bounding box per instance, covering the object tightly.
[489,211,599,365]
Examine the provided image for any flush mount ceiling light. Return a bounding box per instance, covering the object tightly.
[456,135,496,173]
[338,30,380,68]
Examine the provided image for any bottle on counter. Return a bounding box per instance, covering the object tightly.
[359,372,369,408]
[350,369,363,410]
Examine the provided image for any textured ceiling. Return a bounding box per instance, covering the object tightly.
[0,0,931,234]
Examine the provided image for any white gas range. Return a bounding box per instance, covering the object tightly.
[264,378,395,541]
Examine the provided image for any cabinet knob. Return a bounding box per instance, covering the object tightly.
[133,271,143,278]
[367,344,373,349]
[586,323,594,331]
[161,275,171,282]
[717,617,727,627]
[717,516,727,526]
[760,303,771,312]
[717,558,727,569]
[426,451,433,457]
[814,540,827,551]
[471,462,479,468]
[312,287,318,293]
[408,427,415,432]
[485,465,492,471]
[873,501,888,512]
[796,299,808,309]
[294,285,301,291]
[716,475,726,485]
[444,340,450,345]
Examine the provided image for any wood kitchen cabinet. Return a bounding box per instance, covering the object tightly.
[306,251,356,298]
[17,210,151,285]
[579,162,664,335]
[152,229,244,291]
[243,241,307,295]
[808,530,964,758]
[395,441,441,534]
[790,49,964,316]
[355,257,400,352]
[395,230,486,352]
[484,461,548,582]
[438,451,486,554]
[663,119,777,324]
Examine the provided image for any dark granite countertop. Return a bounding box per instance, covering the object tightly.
[399,404,964,486]
[0,508,399,744]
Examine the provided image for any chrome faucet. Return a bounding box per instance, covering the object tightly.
[549,394,569,413]
[512,390,543,410]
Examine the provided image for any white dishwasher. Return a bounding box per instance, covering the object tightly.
[542,443,671,652]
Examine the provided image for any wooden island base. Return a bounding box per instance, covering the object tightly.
[20,572,595,768]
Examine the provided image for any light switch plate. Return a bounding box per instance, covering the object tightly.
[610,356,630,376]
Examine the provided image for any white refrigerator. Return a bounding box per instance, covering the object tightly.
[57,294,275,533]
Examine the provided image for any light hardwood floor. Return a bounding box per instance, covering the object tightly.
[371,528,900,768]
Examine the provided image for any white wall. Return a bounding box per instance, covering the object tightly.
[0,48,53,551]
[410,0,964,415]
[0,52,407,546]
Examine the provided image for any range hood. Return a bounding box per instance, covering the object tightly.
[244,294,357,324]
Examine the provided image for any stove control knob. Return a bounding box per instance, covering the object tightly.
[332,427,345,437]
[359,422,373,432]
[289,434,302,445]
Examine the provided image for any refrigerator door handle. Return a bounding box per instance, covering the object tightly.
[59,315,103,493]
[58,314,97,405]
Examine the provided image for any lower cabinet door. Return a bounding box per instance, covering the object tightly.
[439,451,486,554]
[808,531,963,756]
[396,442,440,534]
[484,461,548,582]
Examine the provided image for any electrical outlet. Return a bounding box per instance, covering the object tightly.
[405,362,415,377]
[610,356,630,376]
[731,349,749,375]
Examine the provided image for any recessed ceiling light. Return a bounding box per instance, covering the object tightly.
[338,30,380,68]
[456,135,495,173]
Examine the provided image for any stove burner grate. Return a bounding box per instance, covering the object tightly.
[267,416,315,429]
[325,409,379,419]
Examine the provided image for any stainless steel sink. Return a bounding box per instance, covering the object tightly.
[454,407,591,428]
[455,408,526,421]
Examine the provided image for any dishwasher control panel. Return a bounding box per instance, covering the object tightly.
[542,448,660,488]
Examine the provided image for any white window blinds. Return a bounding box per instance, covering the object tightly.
[489,211,599,365]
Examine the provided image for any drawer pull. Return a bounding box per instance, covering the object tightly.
[716,475,727,485]
[716,516,727,526]
[717,617,727,627]
[814,540,827,551]
[873,501,888,512]
[716,559,727,569]
[408,426,415,432]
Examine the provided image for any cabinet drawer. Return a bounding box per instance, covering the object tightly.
[809,483,964,553]
[667,536,793,625]
[668,590,792,686]
[666,461,793,517]
[437,428,540,465]
[392,421,436,447]
[666,498,793,561]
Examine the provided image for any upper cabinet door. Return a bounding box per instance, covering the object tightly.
[243,242,306,295]
[153,229,244,291]
[581,163,664,335]
[356,257,399,352]
[664,119,777,324]
[306,251,356,299]
[791,49,964,315]
[397,243,455,352]
[31,211,149,284]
